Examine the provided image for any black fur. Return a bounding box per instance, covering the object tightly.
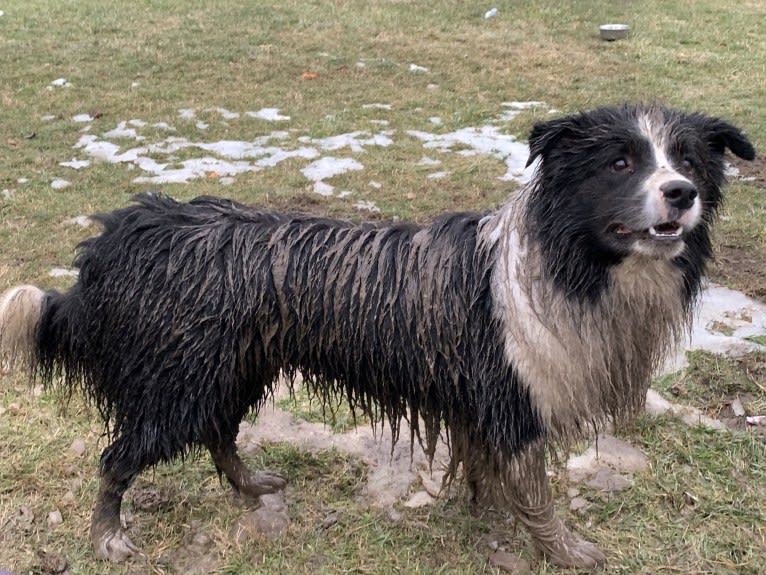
[37,195,543,479]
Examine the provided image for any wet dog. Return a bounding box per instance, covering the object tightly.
[0,104,754,567]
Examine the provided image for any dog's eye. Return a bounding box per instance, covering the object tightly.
[681,158,694,171]
[612,158,630,172]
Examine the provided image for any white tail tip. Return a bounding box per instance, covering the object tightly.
[0,284,45,371]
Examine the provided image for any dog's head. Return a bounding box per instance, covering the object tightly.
[525,104,755,260]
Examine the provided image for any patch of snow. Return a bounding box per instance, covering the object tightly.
[246,108,291,122]
[128,119,147,127]
[72,114,94,123]
[41,115,56,122]
[131,81,140,88]
[302,131,394,153]
[219,177,236,186]
[2,189,14,200]
[416,156,441,167]
[103,121,144,140]
[498,101,547,122]
[427,171,449,180]
[51,179,71,190]
[301,156,364,196]
[369,120,390,126]
[152,121,174,130]
[409,63,429,73]
[353,200,380,213]
[133,156,255,185]
[17,178,29,184]
[60,159,91,169]
[51,78,72,88]
[178,108,196,120]
[196,121,209,130]
[49,268,78,278]
[429,117,443,126]
[213,107,240,120]
[362,103,392,110]
[407,125,534,183]
[368,180,382,189]
[484,8,498,19]
[63,215,93,227]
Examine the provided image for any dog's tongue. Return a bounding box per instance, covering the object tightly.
[614,225,633,235]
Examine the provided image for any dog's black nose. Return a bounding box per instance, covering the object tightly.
[661,180,698,210]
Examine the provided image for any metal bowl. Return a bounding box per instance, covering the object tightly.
[599,24,630,41]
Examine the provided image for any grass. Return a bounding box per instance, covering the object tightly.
[1,0,766,573]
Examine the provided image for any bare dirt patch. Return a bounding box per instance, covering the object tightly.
[712,244,766,301]
[729,154,766,189]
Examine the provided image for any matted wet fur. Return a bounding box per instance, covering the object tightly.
[0,104,755,568]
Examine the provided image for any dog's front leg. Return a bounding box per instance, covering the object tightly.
[504,440,606,569]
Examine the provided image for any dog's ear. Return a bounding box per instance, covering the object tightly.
[697,116,756,161]
[525,117,578,167]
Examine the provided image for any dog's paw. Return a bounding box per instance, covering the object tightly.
[93,528,139,562]
[544,534,606,569]
[238,470,287,499]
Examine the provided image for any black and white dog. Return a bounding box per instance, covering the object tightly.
[0,104,754,568]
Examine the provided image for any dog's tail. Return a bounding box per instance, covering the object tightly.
[0,285,47,373]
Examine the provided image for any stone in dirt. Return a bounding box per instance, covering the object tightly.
[33,549,68,574]
[488,550,531,574]
[567,434,646,496]
[231,492,291,542]
[165,530,219,575]
[403,490,435,508]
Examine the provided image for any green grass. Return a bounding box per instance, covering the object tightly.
[2,1,766,573]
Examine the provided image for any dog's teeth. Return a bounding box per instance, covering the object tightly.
[649,225,683,238]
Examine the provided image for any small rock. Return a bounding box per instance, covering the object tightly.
[731,397,746,417]
[259,492,287,511]
[746,415,766,426]
[403,490,434,508]
[387,509,403,522]
[35,549,68,574]
[61,490,76,505]
[47,509,63,528]
[320,510,340,530]
[585,468,632,493]
[569,497,592,513]
[488,550,530,574]
[567,487,581,498]
[51,178,71,190]
[69,439,86,457]
[670,381,688,396]
[15,506,35,532]
[232,495,291,541]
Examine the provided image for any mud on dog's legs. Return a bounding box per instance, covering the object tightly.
[91,442,141,562]
[503,441,606,569]
[209,439,286,499]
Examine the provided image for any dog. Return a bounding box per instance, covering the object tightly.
[0,104,754,568]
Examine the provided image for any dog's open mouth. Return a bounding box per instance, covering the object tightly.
[612,222,684,241]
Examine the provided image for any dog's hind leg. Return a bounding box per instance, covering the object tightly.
[90,442,141,562]
[504,441,606,569]
[209,439,286,499]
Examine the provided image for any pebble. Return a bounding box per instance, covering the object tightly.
[47,509,64,528]
[69,439,86,457]
[488,550,530,574]
[403,490,434,508]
